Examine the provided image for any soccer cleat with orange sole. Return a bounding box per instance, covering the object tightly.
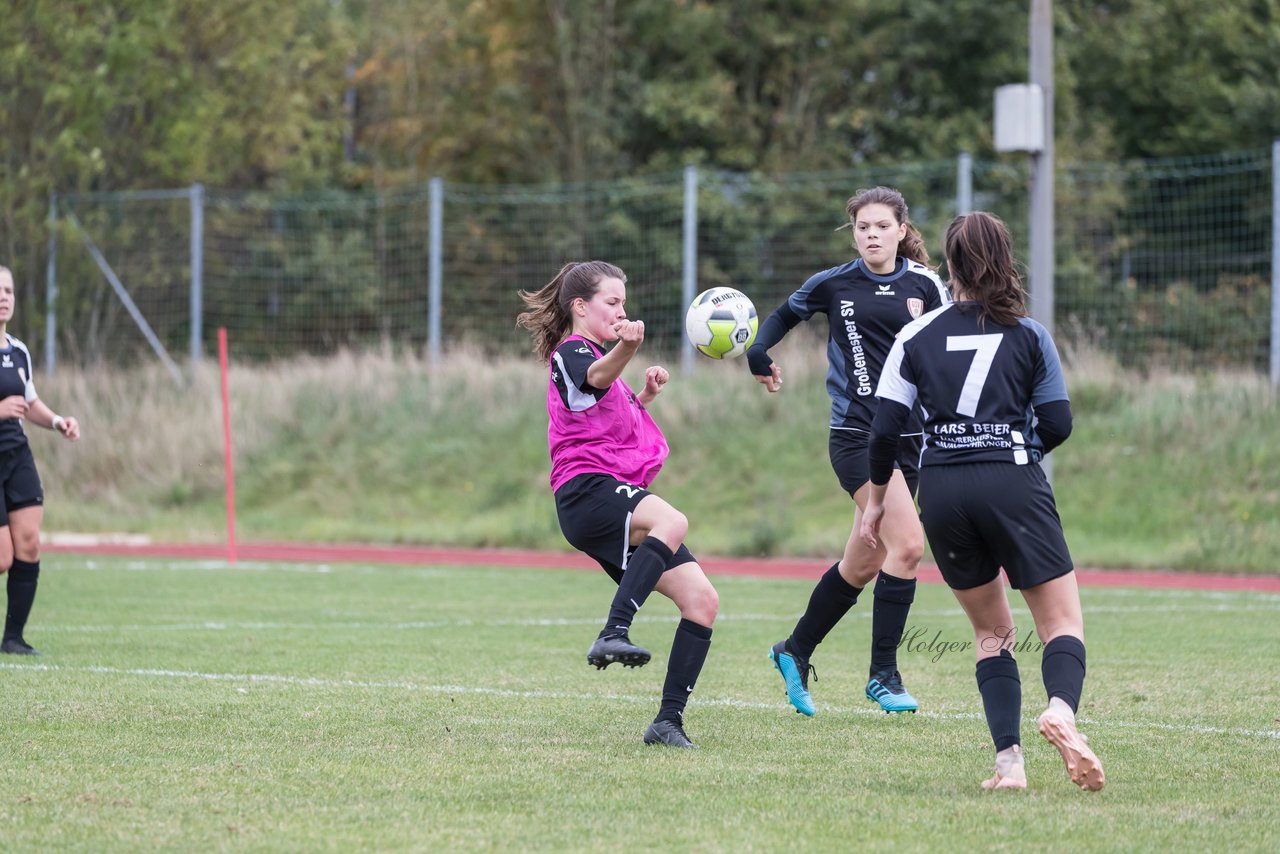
[1038,709,1105,791]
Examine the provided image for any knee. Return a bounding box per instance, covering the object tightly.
[890,533,925,569]
[839,555,879,587]
[681,581,719,627]
[974,624,1018,656]
[12,534,40,563]
[651,510,689,551]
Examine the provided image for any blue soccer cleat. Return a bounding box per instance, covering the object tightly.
[865,669,919,713]
[769,640,816,716]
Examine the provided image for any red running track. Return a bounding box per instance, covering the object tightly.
[43,540,1280,593]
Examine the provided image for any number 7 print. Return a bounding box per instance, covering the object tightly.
[946,334,1002,417]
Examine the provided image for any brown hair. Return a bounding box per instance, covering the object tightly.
[943,212,1026,327]
[516,261,626,362]
[843,186,931,267]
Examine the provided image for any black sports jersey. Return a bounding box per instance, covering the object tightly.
[787,257,949,430]
[876,302,1069,466]
[0,335,37,453]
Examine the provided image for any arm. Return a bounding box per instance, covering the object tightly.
[746,302,802,392]
[1033,399,1072,455]
[26,398,81,441]
[860,399,911,548]
[586,320,645,390]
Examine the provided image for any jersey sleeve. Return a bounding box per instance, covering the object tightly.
[15,343,37,402]
[1024,319,1069,405]
[875,335,918,409]
[550,340,608,412]
[910,263,951,312]
[785,268,835,321]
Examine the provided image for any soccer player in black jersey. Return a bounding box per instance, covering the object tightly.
[0,266,82,656]
[860,212,1104,791]
[749,187,950,715]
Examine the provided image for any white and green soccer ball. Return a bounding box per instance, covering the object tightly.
[684,287,758,359]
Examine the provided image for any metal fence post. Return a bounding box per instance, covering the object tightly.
[1271,139,1279,390]
[681,165,698,372]
[428,177,443,366]
[190,183,205,367]
[957,151,973,215]
[45,192,57,375]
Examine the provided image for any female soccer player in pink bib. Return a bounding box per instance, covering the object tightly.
[518,261,718,749]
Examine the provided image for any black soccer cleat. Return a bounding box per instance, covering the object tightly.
[586,633,651,670]
[644,718,696,748]
[1,637,42,656]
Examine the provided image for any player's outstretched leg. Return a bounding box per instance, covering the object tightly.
[587,537,673,669]
[766,563,858,716]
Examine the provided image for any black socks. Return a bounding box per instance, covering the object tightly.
[602,537,673,636]
[1041,635,1087,713]
[870,571,916,676]
[790,563,861,661]
[657,619,713,723]
[976,650,1022,751]
[4,558,40,643]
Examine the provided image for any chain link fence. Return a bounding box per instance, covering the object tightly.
[43,146,1277,377]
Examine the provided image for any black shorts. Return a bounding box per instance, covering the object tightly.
[917,461,1073,590]
[554,473,696,584]
[0,444,44,526]
[828,428,922,498]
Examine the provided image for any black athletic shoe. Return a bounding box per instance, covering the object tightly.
[586,633,651,669]
[1,638,42,656]
[644,718,696,748]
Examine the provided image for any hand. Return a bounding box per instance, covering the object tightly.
[0,396,27,420]
[859,501,886,549]
[643,366,669,398]
[753,364,783,393]
[56,416,81,441]
[611,319,645,348]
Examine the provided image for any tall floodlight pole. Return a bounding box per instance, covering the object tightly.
[996,2,1055,479]
[1029,0,1054,336]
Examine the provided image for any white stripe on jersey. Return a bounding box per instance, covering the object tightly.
[551,350,600,413]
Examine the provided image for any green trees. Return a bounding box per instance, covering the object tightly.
[3,1,1278,359]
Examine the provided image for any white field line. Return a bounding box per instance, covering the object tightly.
[34,599,1280,635]
[4,660,1277,742]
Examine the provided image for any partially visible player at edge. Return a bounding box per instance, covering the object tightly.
[860,212,1104,791]
[517,261,718,749]
[0,265,82,656]
[748,187,950,715]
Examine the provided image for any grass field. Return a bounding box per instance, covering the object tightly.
[3,555,1278,852]
[31,344,1280,573]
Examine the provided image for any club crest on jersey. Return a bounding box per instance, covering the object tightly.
[907,298,924,318]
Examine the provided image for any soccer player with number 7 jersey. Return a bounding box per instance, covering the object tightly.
[860,212,1104,792]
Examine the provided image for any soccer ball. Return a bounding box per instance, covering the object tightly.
[684,287,758,359]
